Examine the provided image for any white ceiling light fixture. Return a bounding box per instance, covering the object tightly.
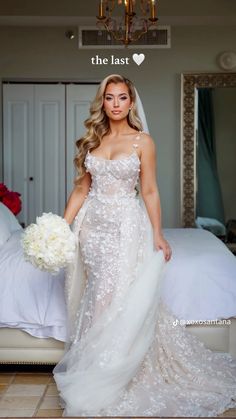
[96,0,158,46]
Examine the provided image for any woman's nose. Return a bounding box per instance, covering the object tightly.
[113,98,119,107]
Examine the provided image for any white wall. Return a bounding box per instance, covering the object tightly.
[1,24,236,227]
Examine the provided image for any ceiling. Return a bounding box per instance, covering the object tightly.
[0,0,235,26]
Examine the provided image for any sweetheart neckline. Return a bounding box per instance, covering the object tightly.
[87,150,140,163]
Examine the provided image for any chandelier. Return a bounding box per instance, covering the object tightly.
[97,0,158,46]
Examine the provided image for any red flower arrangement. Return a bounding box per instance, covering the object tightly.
[0,183,22,215]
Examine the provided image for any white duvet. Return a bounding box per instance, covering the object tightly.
[0,230,67,341]
[0,228,235,342]
[162,228,236,321]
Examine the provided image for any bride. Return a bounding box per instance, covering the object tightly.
[53,74,236,417]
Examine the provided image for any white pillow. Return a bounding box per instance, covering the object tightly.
[195,216,226,236]
[0,216,11,247]
[0,202,22,246]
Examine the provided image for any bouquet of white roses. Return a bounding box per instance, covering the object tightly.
[21,212,77,274]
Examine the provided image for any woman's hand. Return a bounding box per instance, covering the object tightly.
[154,232,172,262]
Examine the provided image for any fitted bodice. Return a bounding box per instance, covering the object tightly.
[84,150,141,200]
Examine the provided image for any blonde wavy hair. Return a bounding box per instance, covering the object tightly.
[73,74,143,187]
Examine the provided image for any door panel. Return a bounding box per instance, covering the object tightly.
[3,84,34,226]
[3,83,97,226]
[66,84,98,198]
[34,85,65,218]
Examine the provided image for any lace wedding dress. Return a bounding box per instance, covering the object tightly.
[53,137,236,417]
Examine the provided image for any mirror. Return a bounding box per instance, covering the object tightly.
[181,73,236,245]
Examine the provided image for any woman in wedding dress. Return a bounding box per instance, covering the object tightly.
[53,74,236,417]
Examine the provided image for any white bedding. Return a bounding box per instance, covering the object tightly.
[162,228,236,321]
[0,230,67,341]
[0,228,235,343]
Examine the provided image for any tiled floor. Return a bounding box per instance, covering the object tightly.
[0,372,63,417]
[0,372,235,417]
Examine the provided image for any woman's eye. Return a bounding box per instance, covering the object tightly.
[105,95,128,101]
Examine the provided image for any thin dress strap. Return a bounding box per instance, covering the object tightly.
[132,130,143,149]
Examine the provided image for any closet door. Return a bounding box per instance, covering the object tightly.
[34,85,65,218]
[3,84,34,226]
[3,84,65,226]
[66,84,98,198]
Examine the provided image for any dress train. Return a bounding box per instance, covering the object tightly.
[53,148,236,416]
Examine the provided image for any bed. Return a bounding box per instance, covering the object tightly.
[0,202,236,364]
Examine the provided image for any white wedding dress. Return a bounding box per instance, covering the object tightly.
[53,138,236,417]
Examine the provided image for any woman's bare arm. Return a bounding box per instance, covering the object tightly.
[139,134,163,236]
[64,172,91,225]
[139,134,172,261]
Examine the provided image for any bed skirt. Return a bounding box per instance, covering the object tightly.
[0,319,235,364]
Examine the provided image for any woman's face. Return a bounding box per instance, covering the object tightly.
[103,82,133,121]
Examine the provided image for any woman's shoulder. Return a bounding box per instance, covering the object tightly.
[139,131,156,148]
